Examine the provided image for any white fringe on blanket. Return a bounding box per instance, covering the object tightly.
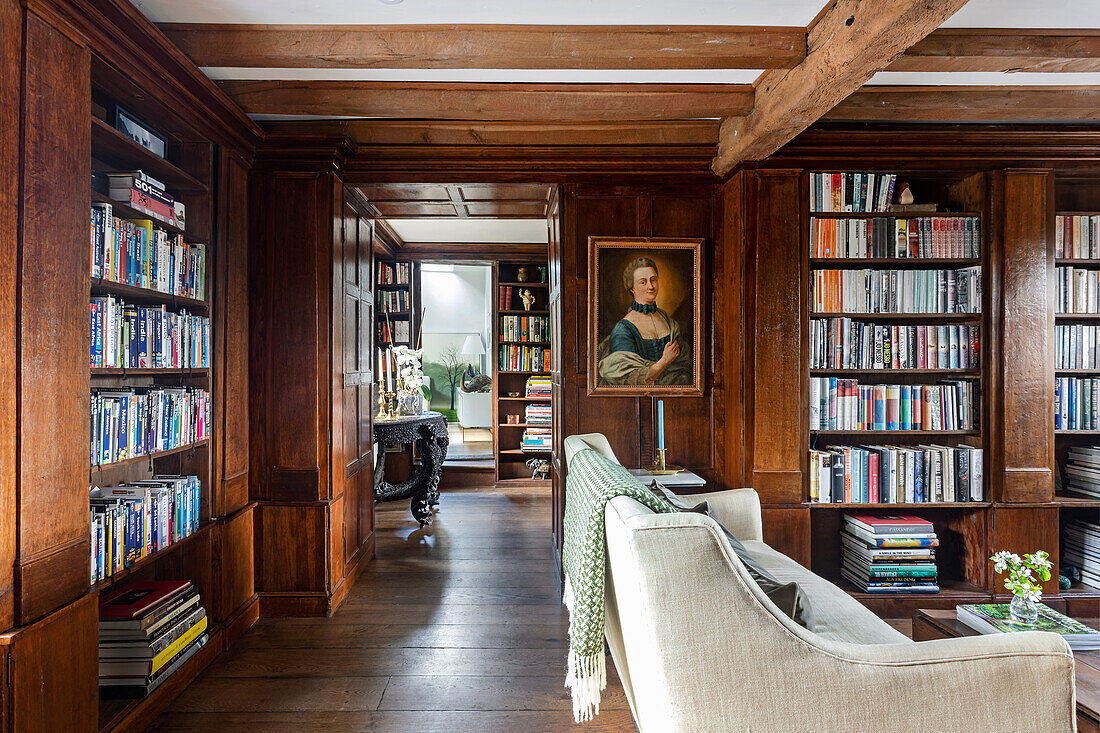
[562,574,606,723]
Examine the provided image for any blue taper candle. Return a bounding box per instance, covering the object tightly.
[657,400,665,450]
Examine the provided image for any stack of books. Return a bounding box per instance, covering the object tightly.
[525,403,551,426]
[99,580,209,696]
[841,513,939,594]
[107,171,185,230]
[520,427,551,453]
[957,603,1100,650]
[1063,447,1100,499]
[525,376,551,399]
[1063,519,1100,589]
[810,445,981,503]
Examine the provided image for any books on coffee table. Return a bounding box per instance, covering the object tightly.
[841,513,940,594]
[957,603,1100,650]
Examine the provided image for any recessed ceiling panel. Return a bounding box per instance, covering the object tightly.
[384,219,548,243]
[942,0,1100,28]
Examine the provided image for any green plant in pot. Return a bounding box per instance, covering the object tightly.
[991,550,1052,624]
[392,345,432,415]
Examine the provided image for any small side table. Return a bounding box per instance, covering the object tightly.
[627,468,707,490]
[373,411,449,526]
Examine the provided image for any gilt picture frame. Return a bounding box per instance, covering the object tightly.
[587,237,704,397]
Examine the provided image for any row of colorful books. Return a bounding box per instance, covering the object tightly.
[810,172,897,213]
[1054,378,1100,431]
[501,315,548,342]
[1055,324,1100,370]
[521,427,551,452]
[501,345,549,373]
[809,378,978,432]
[811,268,981,314]
[377,261,411,285]
[841,513,939,594]
[524,403,551,425]
[809,216,980,260]
[525,375,552,398]
[1056,214,1100,260]
[99,580,209,696]
[377,319,410,344]
[1056,266,1100,314]
[90,297,208,370]
[90,388,210,466]
[810,318,979,371]
[811,445,983,504]
[378,290,410,312]
[90,476,201,582]
[90,202,205,300]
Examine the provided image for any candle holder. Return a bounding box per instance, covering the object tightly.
[647,447,683,476]
[375,383,392,421]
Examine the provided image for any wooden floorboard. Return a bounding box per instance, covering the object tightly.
[151,485,635,732]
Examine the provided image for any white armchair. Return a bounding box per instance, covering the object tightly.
[456,388,491,436]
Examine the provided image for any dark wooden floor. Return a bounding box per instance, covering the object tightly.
[150,485,637,732]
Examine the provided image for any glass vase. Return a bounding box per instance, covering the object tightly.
[1009,594,1038,624]
[395,390,424,416]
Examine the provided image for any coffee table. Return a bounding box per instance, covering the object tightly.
[914,608,1099,732]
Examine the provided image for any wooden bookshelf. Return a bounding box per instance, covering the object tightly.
[375,259,419,348]
[493,261,553,485]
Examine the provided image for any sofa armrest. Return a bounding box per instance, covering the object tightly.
[684,488,762,542]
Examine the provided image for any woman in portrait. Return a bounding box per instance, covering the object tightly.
[597,257,692,386]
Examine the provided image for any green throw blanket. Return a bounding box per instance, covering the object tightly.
[562,449,676,722]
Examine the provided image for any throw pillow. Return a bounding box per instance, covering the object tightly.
[650,482,813,628]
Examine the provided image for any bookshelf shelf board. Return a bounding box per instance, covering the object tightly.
[810,258,981,269]
[1061,582,1100,598]
[499,370,550,375]
[91,367,209,377]
[811,430,980,437]
[376,283,411,289]
[497,422,552,428]
[811,312,981,322]
[1054,492,1100,506]
[499,396,550,402]
[499,340,551,346]
[1055,369,1100,375]
[810,369,980,377]
[495,477,552,487]
[499,449,551,455]
[1056,313,1100,321]
[91,520,214,595]
[90,279,208,312]
[831,574,989,601]
[501,309,550,315]
[89,440,209,476]
[1056,259,1100,267]
[91,190,188,238]
[379,311,410,317]
[91,116,208,194]
[1056,430,1100,435]
[809,211,981,219]
[499,282,548,288]
[808,501,990,509]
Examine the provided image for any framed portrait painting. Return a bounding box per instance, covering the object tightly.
[587,237,704,396]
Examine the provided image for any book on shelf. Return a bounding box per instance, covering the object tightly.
[106,171,185,231]
[1056,266,1100,314]
[521,427,552,452]
[841,513,940,593]
[1054,377,1100,430]
[809,378,978,431]
[810,216,980,259]
[1062,519,1100,589]
[378,290,410,312]
[810,318,978,370]
[499,286,514,310]
[810,172,897,214]
[811,268,981,314]
[377,261,411,285]
[810,444,982,503]
[1055,324,1100,370]
[89,476,201,582]
[524,403,552,425]
[501,315,549,342]
[90,202,206,300]
[1063,448,1100,500]
[1056,215,1100,259]
[90,296,209,369]
[377,319,411,343]
[525,375,552,398]
[956,603,1100,650]
[90,387,210,466]
[500,345,549,372]
[98,580,210,695]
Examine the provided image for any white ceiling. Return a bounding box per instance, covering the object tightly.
[384,219,548,244]
[202,68,765,83]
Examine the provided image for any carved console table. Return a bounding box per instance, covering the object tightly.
[373,411,449,526]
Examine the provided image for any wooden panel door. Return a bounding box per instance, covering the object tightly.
[547,185,564,546]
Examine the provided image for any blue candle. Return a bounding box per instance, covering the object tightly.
[657,400,665,451]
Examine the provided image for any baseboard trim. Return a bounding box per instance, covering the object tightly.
[221,593,260,648]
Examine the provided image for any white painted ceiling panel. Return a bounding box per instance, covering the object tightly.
[942,0,1100,28]
[384,219,548,243]
[202,67,765,83]
[133,0,825,26]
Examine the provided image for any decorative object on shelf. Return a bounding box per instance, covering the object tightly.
[507,414,519,424]
[897,182,914,205]
[520,289,535,312]
[991,549,1052,624]
[373,411,449,526]
[507,391,520,397]
[539,266,548,283]
[588,237,704,396]
[112,104,167,158]
[526,457,551,480]
[517,267,529,282]
[391,345,431,416]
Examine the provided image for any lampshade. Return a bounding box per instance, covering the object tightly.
[461,334,486,355]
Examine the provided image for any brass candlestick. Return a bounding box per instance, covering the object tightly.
[375,382,391,421]
[648,448,683,476]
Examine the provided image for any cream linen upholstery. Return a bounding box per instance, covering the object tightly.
[564,433,1078,733]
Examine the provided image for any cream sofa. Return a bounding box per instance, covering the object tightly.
[563,433,1078,733]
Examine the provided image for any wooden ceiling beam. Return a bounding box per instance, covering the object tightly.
[828,85,1100,121]
[893,29,1100,73]
[712,0,971,175]
[160,23,805,70]
[219,81,753,121]
[398,242,548,260]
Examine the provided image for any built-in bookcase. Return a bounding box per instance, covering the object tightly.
[804,170,995,606]
[493,260,553,484]
[375,259,419,349]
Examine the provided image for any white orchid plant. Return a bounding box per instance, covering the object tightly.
[392,345,431,401]
[991,550,1052,603]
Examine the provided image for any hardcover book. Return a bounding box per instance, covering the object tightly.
[956,603,1100,650]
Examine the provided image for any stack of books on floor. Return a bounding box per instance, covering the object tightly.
[525,376,551,399]
[841,513,939,594]
[521,427,551,453]
[1062,446,1100,499]
[957,603,1100,650]
[524,403,551,426]
[1063,519,1100,590]
[99,580,209,697]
